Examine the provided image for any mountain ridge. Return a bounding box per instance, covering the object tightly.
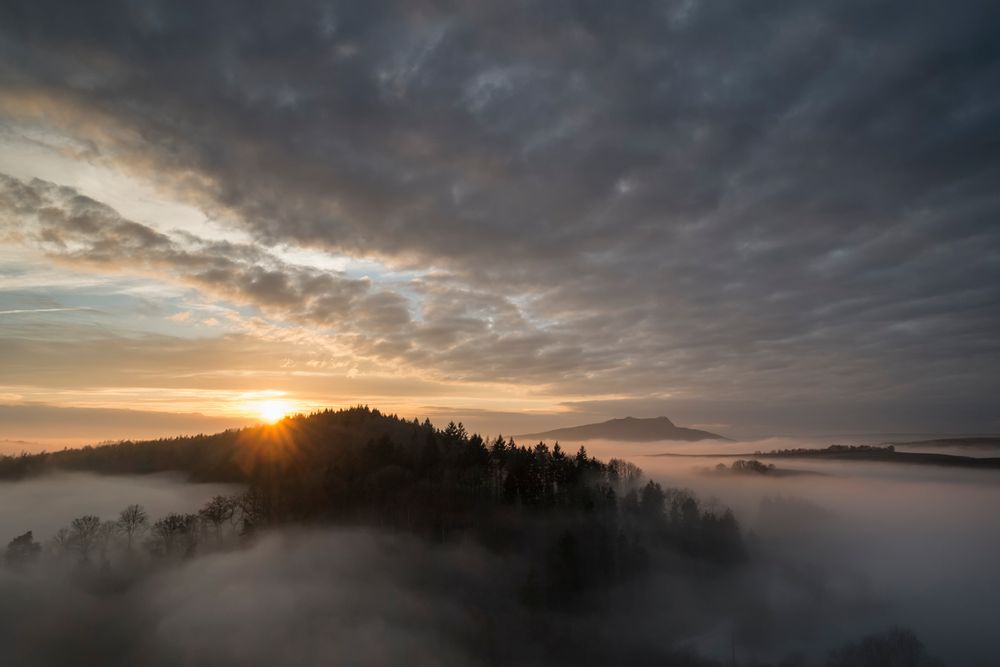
[515,416,729,443]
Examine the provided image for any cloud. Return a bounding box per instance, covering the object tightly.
[0,1,998,430]
[0,175,396,335]
[0,174,602,389]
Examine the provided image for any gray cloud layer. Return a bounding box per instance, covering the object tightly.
[1,1,998,429]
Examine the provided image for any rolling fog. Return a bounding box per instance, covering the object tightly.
[583,438,1000,665]
[0,526,512,666]
[0,473,242,542]
[1,443,998,665]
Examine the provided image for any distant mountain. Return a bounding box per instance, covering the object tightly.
[515,416,729,443]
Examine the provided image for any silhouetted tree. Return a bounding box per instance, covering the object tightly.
[731,459,775,474]
[49,527,72,557]
[224,496,244,533]
[69,515,103,562]
[608,457,643,489]
[640,480,666,517]
[3,531,41,568]
[117,504,148,550]
[239,487,269,534]
[199,495,235,540]
[827,627,944,667]
[151,513,199,557]
[96,520,117,562]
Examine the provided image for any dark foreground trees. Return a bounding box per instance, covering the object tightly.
[826,627,945,667]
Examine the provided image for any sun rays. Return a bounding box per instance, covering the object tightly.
[254,398,294,424]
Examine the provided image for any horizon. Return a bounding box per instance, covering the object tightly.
[4,403,998,455]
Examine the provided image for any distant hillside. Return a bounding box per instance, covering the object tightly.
[516,416,728,443]
[759,445,1000,469]
[886,437,1000,449]
[652,444,1000,470]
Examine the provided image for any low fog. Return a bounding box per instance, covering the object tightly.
[0,473,241,541]
[0,509,740,666]
[0,529,512,666]
[1,441,998,666]
[583,438,1000,665]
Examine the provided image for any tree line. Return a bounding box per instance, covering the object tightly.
[2,491,267,570]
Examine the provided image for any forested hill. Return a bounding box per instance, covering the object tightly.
[0,407,431,482]
[0,407,747,604]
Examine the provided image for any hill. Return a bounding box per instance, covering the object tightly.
[0,406,747,608]
[516,416,728,443]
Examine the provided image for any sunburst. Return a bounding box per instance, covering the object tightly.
[254,398,293,424]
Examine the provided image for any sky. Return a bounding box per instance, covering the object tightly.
[0,0,998,446]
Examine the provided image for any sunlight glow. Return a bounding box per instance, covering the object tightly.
[254,398,294,424]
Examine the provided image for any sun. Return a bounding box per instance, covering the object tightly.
[255,398,293,424]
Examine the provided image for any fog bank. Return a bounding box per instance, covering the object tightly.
[0,473,241,541]
[1,453,997,665]
[582,438,1000,665]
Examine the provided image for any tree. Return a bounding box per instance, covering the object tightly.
[199,495,235,540]
[69,515,103,562]
[225,496,244,533]
[49,527,72,556]
[827,627,943,667]
[443,421,467,443]
[117,504,148,550]
[151,513,199,557]
[4,531,41,568]
[239,487,269,534]
[731,459,774,475]
[608,458,643,489]
[97,520,118,562]
[639,480,665,518]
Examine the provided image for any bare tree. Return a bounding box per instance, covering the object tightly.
[49,527,72,557]
[608,458,643,490]
[69,515,103,562]
[97,520,118,562]
[239,487,268,534]
[117,504,148,550]
[151,513,199,557]
[199,495,235,541]
[225,496,244,533]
